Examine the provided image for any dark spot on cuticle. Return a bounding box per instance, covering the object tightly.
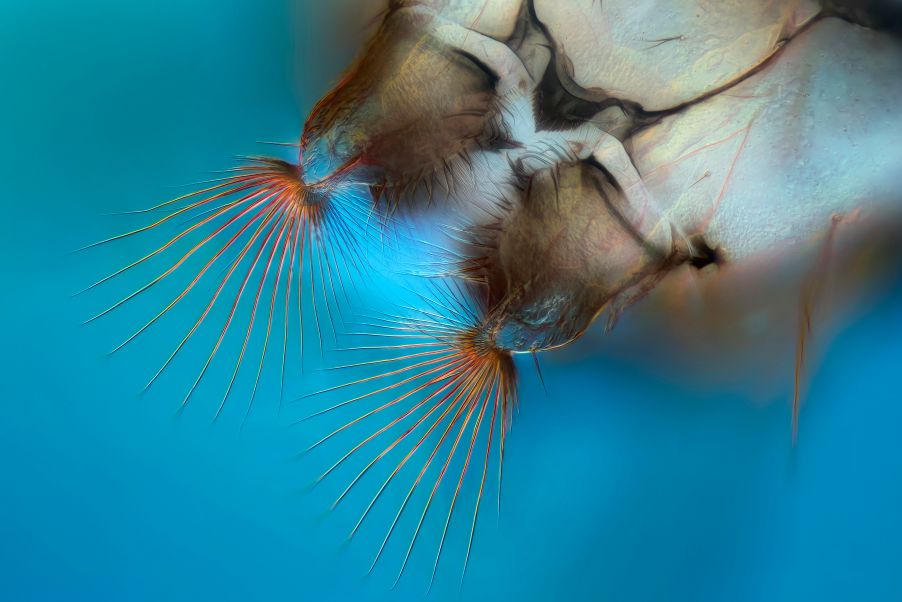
[688,235,722,269]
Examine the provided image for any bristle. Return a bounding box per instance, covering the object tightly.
[391,215,505,289]
[81,156,379,416]
[305,281,517,589]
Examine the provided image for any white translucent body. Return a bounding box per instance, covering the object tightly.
[534,0,821,110]
[629,18,902,263]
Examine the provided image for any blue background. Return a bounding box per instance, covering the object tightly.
[2,1,902,600]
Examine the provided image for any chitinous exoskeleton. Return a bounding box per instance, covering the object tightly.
[305,12,902,585]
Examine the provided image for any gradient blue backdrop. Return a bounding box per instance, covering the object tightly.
[2,1,902,600]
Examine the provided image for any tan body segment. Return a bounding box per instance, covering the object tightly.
[301,6,506,192]
[482,160,680,352]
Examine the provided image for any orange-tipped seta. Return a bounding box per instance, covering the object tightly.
[79,156,382,418]
[302,281,517,588]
